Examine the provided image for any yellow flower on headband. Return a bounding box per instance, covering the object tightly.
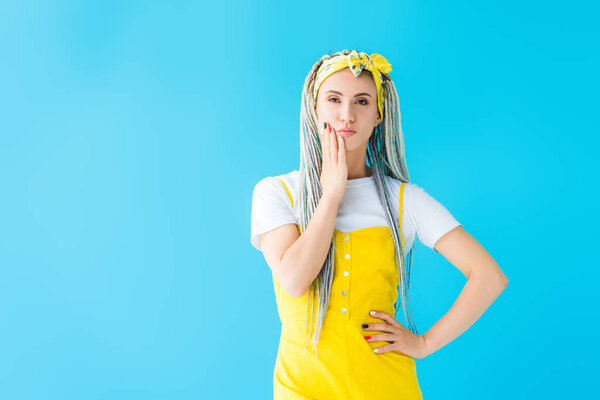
[313,50,392,121]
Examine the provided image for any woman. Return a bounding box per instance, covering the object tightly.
[250,49,508,399]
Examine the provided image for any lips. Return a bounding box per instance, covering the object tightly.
[338,129,356,137]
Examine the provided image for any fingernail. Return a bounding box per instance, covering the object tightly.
[324,122,327,129]
[373,349,379,353]
[369,311,375,315]
[362,324,368,329]
[364,336,371,340]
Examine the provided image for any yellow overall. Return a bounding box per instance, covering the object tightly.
[272,179,423,399]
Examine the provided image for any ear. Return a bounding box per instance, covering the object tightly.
[374,113,381,127]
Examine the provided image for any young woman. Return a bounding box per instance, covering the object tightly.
[250,49,508,399]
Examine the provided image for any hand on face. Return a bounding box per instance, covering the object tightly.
[319,122,347,203]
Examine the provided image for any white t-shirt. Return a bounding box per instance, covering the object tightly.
[250,170,461,254]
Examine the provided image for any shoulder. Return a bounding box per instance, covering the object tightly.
[385,178,442,214]
[400,181,441,212]
[401,181,443,203]
[400,180,460,229]
[252,169,299,204]
[401,181,423,196]
[254,169,298,187]
[400,181,461,252]
[381,175,410,198]
[276,169,299,189]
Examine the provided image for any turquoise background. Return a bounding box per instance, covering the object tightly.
[1,0,598,398]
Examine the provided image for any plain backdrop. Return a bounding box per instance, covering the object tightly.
[1,1,598,399]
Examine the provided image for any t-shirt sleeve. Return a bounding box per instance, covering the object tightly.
[250,177,297,251]
[407,183,462,254]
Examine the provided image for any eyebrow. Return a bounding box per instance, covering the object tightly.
[325,90,372,98]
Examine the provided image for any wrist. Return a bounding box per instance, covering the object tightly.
[321,192,342,205]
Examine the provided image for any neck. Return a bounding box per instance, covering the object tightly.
[345,144,373,180]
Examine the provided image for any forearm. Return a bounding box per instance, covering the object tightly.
[280,193,340,297]
[424,272,508,355]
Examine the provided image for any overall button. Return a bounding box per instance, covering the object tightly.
[344,236,350,241]
[345,254,350,259]
[343,271,349,277]
[341,290,347,296]
[341,308,347,313]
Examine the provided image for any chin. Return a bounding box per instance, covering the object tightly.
[343,137,367,150]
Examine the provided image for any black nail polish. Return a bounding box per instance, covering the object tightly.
[362,324,368,329]
[324,122,327,129]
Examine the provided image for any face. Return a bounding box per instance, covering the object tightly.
[315,67,381,151]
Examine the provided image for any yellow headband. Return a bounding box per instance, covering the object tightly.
[313,50,392,121]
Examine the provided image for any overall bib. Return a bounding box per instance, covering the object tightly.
[272,179,423,400]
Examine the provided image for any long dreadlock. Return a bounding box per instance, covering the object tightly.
[296,49,418,359]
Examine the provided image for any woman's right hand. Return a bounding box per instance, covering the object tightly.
[319,122,347,202]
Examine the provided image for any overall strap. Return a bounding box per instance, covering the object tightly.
[276,177,294,208]
[276,177,302,235]
[398,182,406,251]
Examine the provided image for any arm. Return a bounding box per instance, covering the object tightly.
[258,192,340,297]
[259,123,347,298]
[423,225,509,355]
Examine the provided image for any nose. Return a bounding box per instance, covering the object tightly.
[339,102,355,124]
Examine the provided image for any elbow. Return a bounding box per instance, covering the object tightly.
[495,273,509,292]
[283,284,308,298]
[287,282,309,298]
[471,271,509,291]
[290,288,308,298]
[496,268,509,287]
[277,259,309,298]
[278,275,309,298]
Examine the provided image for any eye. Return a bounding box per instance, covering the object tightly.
[328,97,369,105]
